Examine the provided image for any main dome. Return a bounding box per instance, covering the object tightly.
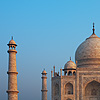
[75,24,100,67]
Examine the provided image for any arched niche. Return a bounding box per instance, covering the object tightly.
[84,80,100,100]
[65,83,73,95]
[54,83,59,96]
[64,71,67,76]
[73,71,76,75]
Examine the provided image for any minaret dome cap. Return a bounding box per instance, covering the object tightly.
[42,69,47,74]
[9,39,16,44]
[8,36,17,46]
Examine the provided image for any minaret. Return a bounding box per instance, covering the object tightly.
[7,37,19,100]
[41,69,48,100]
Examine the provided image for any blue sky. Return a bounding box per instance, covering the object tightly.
[0,0,100,100]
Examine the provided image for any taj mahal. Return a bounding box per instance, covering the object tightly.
[7,23,100,100]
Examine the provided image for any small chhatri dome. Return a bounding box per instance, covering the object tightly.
[75,23,100,67]
[64,58,76,69]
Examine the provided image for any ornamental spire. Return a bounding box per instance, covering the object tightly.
[11,36,13,40]
[70,57,71,60]
[92,23,95,35]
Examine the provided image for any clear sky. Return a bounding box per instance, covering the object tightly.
[0,0,100,100]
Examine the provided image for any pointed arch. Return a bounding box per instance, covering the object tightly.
[84,80,100,100]
[65,83,73,95]
[73,71,76,75]
[67,99,72,100]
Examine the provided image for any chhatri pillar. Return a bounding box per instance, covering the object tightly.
[7,37,19,100]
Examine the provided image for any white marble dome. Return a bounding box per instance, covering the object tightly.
[75,33,100,66]
[64,60,76,69]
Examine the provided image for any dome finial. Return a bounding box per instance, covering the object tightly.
[70,57,71,60]
[92,23,95,35]
[11,36,13,40]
